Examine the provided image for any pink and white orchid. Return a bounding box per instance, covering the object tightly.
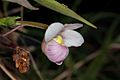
[42,22,84,65]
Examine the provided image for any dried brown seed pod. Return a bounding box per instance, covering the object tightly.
[12,46,30,73]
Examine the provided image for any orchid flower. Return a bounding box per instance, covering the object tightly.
[42,22,84,65]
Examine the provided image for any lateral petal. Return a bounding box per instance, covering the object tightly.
[62,30,84,47]
[64,23,83,30]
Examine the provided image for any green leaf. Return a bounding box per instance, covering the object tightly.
[4,0,39,10]
[0,16,20,27]
[34,0,97,29]
[16,21,48,29]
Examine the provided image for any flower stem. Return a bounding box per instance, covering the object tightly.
[29,53,44,80]
[0,61,17,80]
[2,25,23,37]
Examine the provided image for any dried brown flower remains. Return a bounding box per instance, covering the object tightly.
[12,46,30,73]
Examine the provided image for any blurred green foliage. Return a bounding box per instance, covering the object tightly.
[0,16,20,27]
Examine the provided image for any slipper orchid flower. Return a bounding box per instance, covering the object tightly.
[42,22,84,65]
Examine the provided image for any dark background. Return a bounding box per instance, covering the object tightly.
[0,0,120,80]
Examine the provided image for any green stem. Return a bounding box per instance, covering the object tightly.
[3,1,9,16]
[20,6,24,22]
[29,54,44,80]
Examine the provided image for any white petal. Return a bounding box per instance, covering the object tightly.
[62,30,84,47]
[64,23,83,30]
[45,22,64,42]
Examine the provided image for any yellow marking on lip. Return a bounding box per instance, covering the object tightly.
[54,35,64,45]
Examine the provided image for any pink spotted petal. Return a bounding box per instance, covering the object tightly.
[44,40,69,65]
